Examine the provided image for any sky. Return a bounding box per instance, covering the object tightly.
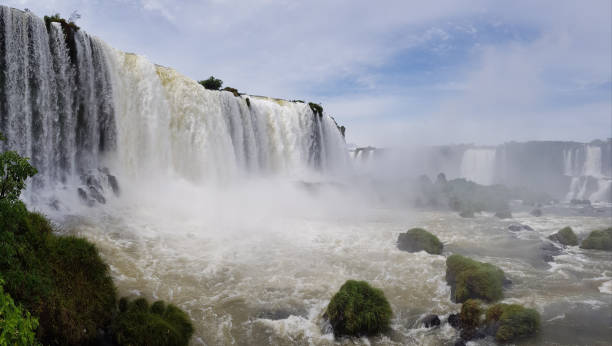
[5,0,612,147]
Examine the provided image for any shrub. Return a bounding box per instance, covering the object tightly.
[397,228,443,255]
[43,13,80,31]
[485,303,540,342]
[446,255,505,303]
[580,227,612,251]
[112,297,194,346]
[308,102,323,118]
[0,278,39,345]
[0,133,38,202]
[198,76,223,90]
[326,280,392,337]
[548,226,578,246]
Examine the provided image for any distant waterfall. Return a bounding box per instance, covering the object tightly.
[459,148,496,185]
[564,144,611,202]
[0,6,348,201]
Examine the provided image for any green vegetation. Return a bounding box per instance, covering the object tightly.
[0,278,39,346]
[445,254,505,303]
[43,13,80,31]
[292,100,305,103]
[222,86,240,97]
[308,102,323,118]
[0,133,37,201]
[548,226,578,246]
[485,303,540,342]
[326,280,392,337]
[0,198,117,345]
[0,133,193,345]
[580,227,612,251]
[198,76,223,90]
[112,297,194,346]
[397,228,443,255]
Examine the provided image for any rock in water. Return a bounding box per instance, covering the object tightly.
[580,227,612,251]
[530,208,542,217]
[421,314,441,328]
[548,226,578,246]
[397,228,443,255]
[495,210,513,219]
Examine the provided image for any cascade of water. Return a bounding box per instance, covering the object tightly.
[0,6,348,202]
[459,148,496,185]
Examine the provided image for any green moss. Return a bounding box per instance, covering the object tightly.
[485,304,540,342]
[580,227,612,251]
[548,226,578,246]
[459,299,483,330]
[445,255,505,303]
[397,228,443,255]
[308,102,323,118]
[112,297,194,346]
[43,13,80,31]
[326,280,392,337]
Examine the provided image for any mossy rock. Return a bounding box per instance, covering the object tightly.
[308,102,323,118]
[397,228,443,255]
[459,299,483,330]
[548,226,578,246]
[485,303,540,342]
[445,255,505,303]
[112,297,194,346]
[326,280,392,337]
[222,86,240,97]
[580,227,612,251]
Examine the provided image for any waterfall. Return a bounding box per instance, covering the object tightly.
[0,7,116,189]
[0,6,348,204]
[459,148,496,185]
[564,144,610,202]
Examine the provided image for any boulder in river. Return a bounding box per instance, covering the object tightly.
[445,255,506,303]
[580,227,612,251]
[421,314,440,328]
[548,226,578,246]
[397,228,443,255]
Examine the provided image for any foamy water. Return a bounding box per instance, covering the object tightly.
[44,185,612,346]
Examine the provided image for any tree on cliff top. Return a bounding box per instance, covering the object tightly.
[198,76,223,90]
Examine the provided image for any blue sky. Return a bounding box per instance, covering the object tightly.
[6,0,611,147]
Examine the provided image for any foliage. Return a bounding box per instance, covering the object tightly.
[0,134,37,202]
[548,226,578,246]
[397,228,443,254]
[485,303,540,342]
[198,76,223,90]
[308,102,323,118]
[0,200,117,345]
[326,280,392,337]
[0,278,39,346]
[445,254,505,303]
[111,297,194,346]
[459,299,482,330]
[222,86,240,97]
[43,13,80,31]
[580,227,612,251]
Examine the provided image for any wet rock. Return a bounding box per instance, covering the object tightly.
[107,174,120,195]
[78,187,88,202]
[503,277,513,288]
[508,224,534,232]
[48,199,60,211]
[421,314,440,328]
[459,210,475,218]
[448,313,461,329]
[495,210,513,219]
[88,186,106,204]
[540,242,563,262]
[397,228,443,254]
[548,226,578,246]
[570,199,591,205]
[530,208,542,217]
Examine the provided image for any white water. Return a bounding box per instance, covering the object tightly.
[564,145,610,202]
[459,148,496,185]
